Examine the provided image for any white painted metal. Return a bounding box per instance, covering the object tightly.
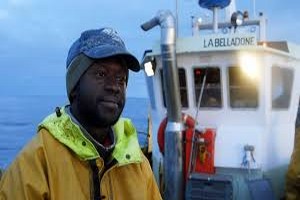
[142,7,300,199]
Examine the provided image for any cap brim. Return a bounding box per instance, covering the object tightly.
[83,45,140,72]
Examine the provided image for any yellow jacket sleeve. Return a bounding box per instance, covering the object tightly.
[0,135,50,200]
[144,156,162,200]
[286,128,300,200]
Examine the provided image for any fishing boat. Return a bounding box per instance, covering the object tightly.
[140,0,300,199]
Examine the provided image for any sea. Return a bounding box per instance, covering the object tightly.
[0,95,149,169]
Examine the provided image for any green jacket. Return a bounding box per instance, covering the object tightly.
[0,108,162,200]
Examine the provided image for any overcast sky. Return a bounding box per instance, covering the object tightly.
[0,0,299,98]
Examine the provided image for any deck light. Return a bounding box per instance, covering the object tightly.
[239,53,259,80]
[145,61,154,76]
[197,17,202,24]
[231,11,244,29]
[142,56,156,77]
[262,42,267,47]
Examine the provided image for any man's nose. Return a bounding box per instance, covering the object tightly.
[104,77,121,93]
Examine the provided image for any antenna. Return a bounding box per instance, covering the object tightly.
[175,0,179,37]
[252,0,256,17]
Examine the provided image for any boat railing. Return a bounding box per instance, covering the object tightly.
[193,13,267,41]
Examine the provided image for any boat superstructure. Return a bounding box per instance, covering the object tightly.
[141,0,300,199]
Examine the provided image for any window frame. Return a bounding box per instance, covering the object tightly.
[159,67,189,108]
[271,65,294,110]
[192,66,223,110]
[227,65,259,110]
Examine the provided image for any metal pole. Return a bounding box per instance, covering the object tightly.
[213,7,218,33]
[175,0,179,37]
[259,14,267,41]
[141,10,183,200]
[253,0,256,17]
[188,69,207,175]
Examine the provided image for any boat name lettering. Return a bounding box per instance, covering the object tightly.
[203,36,255,48]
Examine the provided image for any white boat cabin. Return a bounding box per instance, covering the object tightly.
[142,32,300,199]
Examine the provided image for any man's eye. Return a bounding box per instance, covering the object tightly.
[116,77,126,84]
[96,71,106,78]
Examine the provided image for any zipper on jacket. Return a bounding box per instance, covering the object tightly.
[90,159,101,200]
[99,161,118,200]
[90,158,115,200]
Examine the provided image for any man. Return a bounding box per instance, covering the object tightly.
[0,28,162,200]
[285,127,300,199]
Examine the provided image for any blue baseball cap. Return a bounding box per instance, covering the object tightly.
[66,28,140,99]
[66,27,140,71]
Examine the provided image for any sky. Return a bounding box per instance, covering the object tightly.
[0,0,299,98]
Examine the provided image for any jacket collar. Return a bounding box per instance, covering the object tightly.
[38,107,142,165]
[64,106,116,160]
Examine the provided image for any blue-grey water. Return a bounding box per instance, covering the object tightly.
[0,95,149,169]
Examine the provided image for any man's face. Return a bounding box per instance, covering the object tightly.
[74,57,127,127]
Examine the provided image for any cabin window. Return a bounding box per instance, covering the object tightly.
[160,68,188,108]
[193,67,222,108]
[228,67,258,108]
[272,66,294,109]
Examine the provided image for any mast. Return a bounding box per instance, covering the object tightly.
[175,0,179,37]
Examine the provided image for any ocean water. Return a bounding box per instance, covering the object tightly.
[0,95,149,169]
